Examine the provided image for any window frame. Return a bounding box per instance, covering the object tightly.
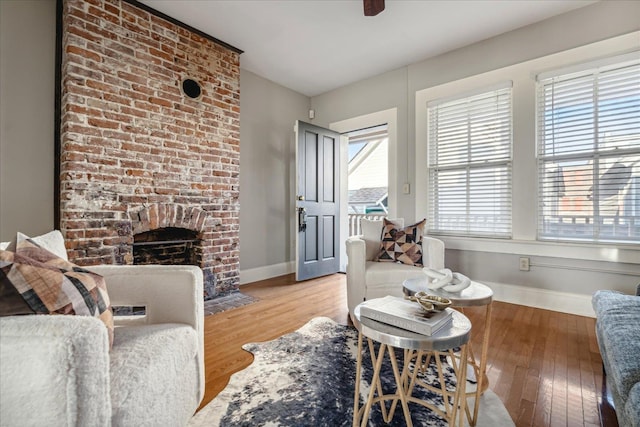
[426,83,513,238]
[535,54,640,244]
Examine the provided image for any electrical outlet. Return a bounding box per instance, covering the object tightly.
[403,183,410,194]
[519,257,530,271]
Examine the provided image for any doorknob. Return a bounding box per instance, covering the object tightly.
[298,207,307,232]
[297,195,305,201]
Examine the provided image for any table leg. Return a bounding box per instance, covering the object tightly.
[353,337,473,426]
[388,349,416,419]
[451,344,468,427]
[360,340,387,427]
[352,332,363,427]
[434,351,452,415]
[366,338,391,422]
[387,346,413,427]
[353,341,422,427]
[471,302,493,426]
[459,302,493,426]
[404,350,423,399]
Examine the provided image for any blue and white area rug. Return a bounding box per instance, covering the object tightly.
[189,317,514,427]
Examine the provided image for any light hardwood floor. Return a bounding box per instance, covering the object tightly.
[200,273,607,427]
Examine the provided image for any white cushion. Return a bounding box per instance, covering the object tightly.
[110,323,199,426]
[0,316,111,426]
[364,260,425,287]
[360,218,403,261]
[0,231,67,261]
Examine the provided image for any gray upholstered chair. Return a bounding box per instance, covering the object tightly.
[592,288,640,427]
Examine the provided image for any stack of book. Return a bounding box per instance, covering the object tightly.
[360,295,453,336]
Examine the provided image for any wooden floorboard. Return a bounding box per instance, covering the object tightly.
[200,273,610,426]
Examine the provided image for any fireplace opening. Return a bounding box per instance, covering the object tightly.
[133,227,201,266]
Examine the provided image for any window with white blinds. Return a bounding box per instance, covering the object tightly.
[427,85,512,237]
[537,55,640,243]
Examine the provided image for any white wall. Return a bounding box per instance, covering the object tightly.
[315,68,413,219]
[0,0,56,241]
[238,69,309,283]
[311,1,640,310]
[348,139,388,190]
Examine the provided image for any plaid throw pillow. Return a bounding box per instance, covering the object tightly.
[0,233,114,347]
[374,218,426,266]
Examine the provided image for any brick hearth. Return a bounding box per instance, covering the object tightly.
[58,0,241,296]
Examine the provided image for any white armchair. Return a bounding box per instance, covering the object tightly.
[0,231,204,426]
[346,218,445,319]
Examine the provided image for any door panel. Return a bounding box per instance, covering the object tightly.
[323,136,335,202]
[322,215,335,259]
[304,215,318,262]
[304,131,318,202]
[296,121,340,281]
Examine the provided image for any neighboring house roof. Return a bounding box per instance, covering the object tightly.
[348,187,388,204]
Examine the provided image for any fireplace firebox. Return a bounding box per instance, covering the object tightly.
[133,227,201,266]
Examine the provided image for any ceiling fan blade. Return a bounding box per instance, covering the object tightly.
[363,0,385,16]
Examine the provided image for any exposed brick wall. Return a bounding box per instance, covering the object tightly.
[59,0,240,295]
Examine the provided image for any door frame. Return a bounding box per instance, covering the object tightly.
[329,108,399,272]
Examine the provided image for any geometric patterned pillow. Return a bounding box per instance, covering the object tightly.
[374,218,425,267]
[0,273,35,316]
[0,232,114,348]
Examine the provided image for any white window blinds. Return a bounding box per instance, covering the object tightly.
[537,56,640,243]
[427,85,512,237]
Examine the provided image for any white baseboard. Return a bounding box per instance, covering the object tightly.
[239,263,595,318]
[239,261,295,285]
[485,281,595,318]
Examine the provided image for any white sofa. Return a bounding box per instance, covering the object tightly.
[345,218,445,319]
[0,231,205,426]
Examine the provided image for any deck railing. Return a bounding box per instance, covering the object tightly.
[348,213,387,236]
[540,214,639,241]
[434,213,639,241]
[349,213,638,240]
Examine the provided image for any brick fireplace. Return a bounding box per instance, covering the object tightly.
[57,0,241,297]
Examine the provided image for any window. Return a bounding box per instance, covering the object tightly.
[347,125,388,215]
[427,84,512,237]
[537,55,640,243]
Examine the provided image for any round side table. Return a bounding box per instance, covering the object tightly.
[353,301,472,427]
[403,277,494,426]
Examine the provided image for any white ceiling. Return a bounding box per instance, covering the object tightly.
[141,0,596,97]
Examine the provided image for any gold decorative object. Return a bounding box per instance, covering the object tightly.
[405,291,451,313]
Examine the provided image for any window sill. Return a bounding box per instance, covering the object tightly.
[438,235,640,265]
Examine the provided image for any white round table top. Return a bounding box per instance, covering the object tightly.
[403,276,493,307]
